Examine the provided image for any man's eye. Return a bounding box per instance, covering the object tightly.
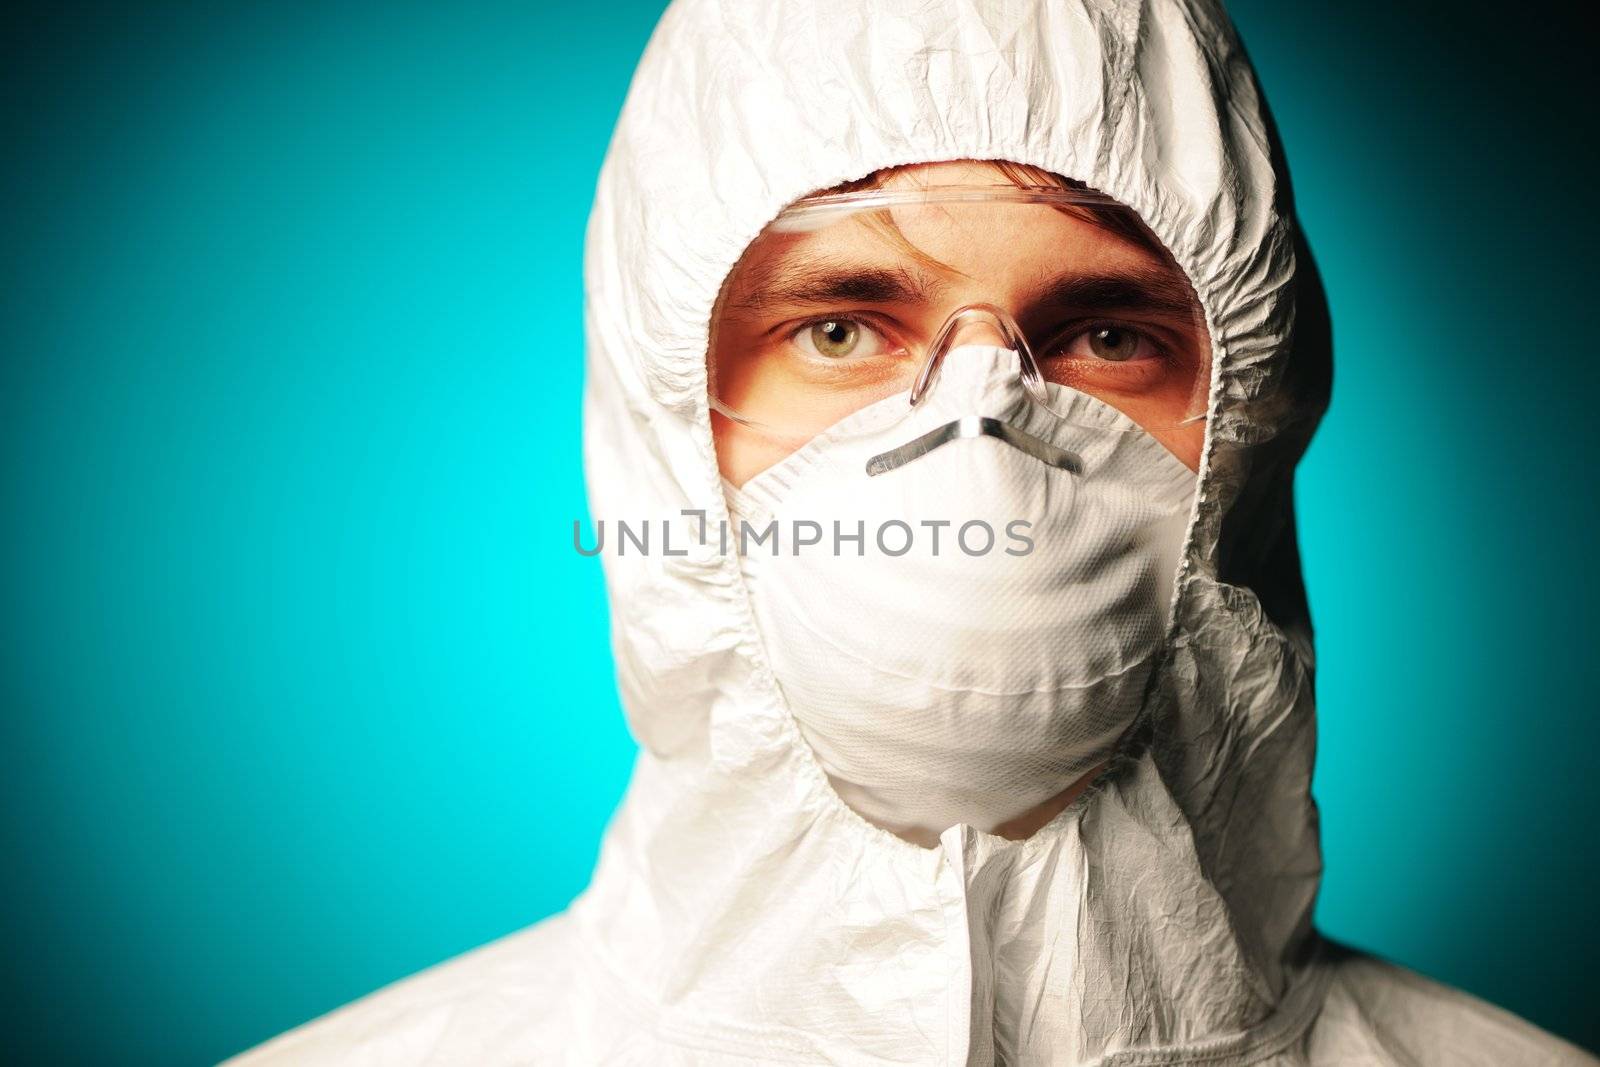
[1055,323,1160,363]
[791,318,890,360]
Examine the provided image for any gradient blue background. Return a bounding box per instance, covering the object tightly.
[3,2,1594,1062]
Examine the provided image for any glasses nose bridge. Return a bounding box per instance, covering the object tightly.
[910,303,1048,406]
[942,310,1012,348]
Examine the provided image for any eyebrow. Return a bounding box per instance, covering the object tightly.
[731,258,944,310]
[1028,268,1199,319]
[730,256,1199,320]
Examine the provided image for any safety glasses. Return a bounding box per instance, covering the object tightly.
[707,184,1211,447]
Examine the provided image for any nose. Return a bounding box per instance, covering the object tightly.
[912,304,1049,407]
[942,316,1012,348]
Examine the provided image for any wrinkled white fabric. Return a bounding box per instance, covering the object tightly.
[225,0,1595,1063]
[723,345,1196,846]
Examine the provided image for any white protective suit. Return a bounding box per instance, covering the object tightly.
[226,0,1595,1063]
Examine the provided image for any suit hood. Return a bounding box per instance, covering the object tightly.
[577,0,1334,1060]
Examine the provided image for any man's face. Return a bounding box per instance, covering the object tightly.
[709,160,1211,486]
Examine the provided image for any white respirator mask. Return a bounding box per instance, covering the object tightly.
[721,342,1197,845]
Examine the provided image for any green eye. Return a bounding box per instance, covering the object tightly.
[809,320,860,359]
[1086,325,1138,361]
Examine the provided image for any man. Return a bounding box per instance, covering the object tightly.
[228,0,1592,1062]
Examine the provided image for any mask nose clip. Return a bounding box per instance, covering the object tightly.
[865,415,1083,477]
[908,304,1050,408]
[870,304,1081,478]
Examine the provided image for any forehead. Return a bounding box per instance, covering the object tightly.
[725,199,1178,305]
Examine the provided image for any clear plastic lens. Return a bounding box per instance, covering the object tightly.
[708,187,1211,444]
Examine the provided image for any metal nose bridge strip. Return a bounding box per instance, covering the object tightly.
[864,415,1083,477]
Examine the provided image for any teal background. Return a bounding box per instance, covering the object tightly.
[2,2,1594,1062]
